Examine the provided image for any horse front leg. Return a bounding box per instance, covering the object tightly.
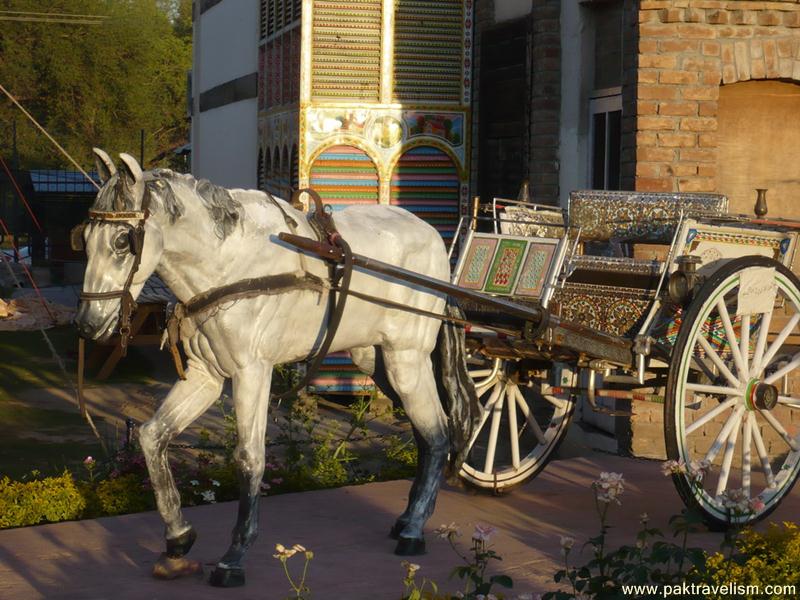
[209,362,271,587]
[139,364,223,577]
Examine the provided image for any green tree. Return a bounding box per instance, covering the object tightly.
[0,0,191,170]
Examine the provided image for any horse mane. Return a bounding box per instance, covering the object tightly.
[92,169,243,240]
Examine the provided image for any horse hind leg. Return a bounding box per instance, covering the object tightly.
[351,346,426,540]
[209,363,271,588]
[380,348,449,556]
[139,364,223,576]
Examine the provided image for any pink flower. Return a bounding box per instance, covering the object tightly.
[83,456,96,466]
[472,523,497,543]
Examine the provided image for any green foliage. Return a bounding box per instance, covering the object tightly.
[0,471,85,527]
[0,0,192,169]
[82,473,154,517]
[699,523,800,599]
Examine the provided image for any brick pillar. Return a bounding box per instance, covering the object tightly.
[529,0,561,204]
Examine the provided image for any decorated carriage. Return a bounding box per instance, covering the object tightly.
[441,189,800,528]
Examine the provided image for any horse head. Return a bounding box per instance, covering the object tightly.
[73,149,165,342]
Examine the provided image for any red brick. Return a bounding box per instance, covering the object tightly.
[659,39,700,53]
[636,163,663,178]
[640,39,659,53]
[678,177,716,192]
[640,54,678,69]
[662,8,684,23]
[685,8,704,23]
[702,70,722,85]
[639,85,681,100]
[732,10,756,26]
[640,23,679,37]
[784,12,800,28]
[659,101,697,116]
[735,27,755,39]
[706,10,728,25]
[697,101,718,117]
[716,26,736,38]
[682,56,720,71]
[639,116,678,130]
[660,70,699,84]
[636,177,673,192]
[698,164,717,178]
[640,1,672,9]
[677,24,719,38]
[658,132,696,147]
[680,148,715,163]
[638,146,676,162]
[777,38,794,58]
[680,117,717,132]
[682,86,719,100]
[758,11,781,27]
[637,100,659,115]
[751,56,766,79]
[698,133,717,147]
[637,131,659,147]
[702,41,721,56]
[640,9,663,24]
[722,63,738,84]
[639,70,660,84]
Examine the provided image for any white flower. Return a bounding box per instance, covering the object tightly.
[211,479,220,487]
[274,543,298,559]
[688,459,711,482]
[639,512,649,525]
[661,459,686,477]
[434,522,461,540]
[593,472,625,504]
[472,523,497,542]
[401,560,420,576]
[559,535,575,556]
[201,490,216,503]
[189,479,199,486]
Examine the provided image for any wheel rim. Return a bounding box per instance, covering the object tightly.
[459,357,574,489]
[672,265,800,524]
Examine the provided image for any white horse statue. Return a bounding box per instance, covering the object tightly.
[74,149,478,587]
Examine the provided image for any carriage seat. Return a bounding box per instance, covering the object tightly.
[568,190,728,244]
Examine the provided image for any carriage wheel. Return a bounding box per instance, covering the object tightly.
[459,356,575,491]
[665,256,800,528]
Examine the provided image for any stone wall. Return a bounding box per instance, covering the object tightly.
[633,0,800,194]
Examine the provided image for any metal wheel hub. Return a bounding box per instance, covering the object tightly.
[744,378,778,411]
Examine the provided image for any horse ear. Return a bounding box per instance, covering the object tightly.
[92,148,116,184]
[118,153,143,185]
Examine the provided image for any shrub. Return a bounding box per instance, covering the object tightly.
[699,522,800,599]
[93,474,154,516]
[0,471,85,528]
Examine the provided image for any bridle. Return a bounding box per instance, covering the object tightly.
[71,202,150,353]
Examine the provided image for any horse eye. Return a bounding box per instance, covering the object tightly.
[113,232,130,252]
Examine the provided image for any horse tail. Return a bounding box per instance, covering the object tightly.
[433,298,481,485]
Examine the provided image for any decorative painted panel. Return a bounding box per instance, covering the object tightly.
[310,145,379,207]
[311,0,382,101]
[307,352,372,394]
[393,0,463,103]
[390,146,459,244]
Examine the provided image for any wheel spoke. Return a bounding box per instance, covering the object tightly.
[751,309,774,377]
[778,395,800,408]
[507,384,521,469]
[750,412,776,487]
[468,380,503,447]
[742,416,752,497]
[757,313,800,377]
[705,405,745,465]
[765,351,800,386]
[685,382,741,396]
[759,408,799,452]
[716,298,747,381]
[542,393,567,410]
[482,385,506,474]
[513,385,547,445]
[686,397,738,436]
[696,335,740,388]
[715,408,743,496]
[740,313,750,376]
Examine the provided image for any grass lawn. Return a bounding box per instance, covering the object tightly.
[0,326,171,478]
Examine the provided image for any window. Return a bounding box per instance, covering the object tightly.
[590,90,621,190]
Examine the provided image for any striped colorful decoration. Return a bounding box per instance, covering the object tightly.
[394,0,463,102]
[310,145,379,208]
[390,146,460,244]
[309,144,378,394]
[311,0,382,101]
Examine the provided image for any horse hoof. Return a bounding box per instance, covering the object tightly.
[389,521,407,540]
[166,527,197,558]
[152,553,203,580]
[209,566,246,588]
[394,536,426,556]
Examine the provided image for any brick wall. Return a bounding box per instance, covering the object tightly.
[529,0,561,204]
[633,0,800,193]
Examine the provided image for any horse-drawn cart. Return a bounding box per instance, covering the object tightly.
[285,188,800,529]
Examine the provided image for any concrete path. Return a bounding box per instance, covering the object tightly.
[2,451,798,600]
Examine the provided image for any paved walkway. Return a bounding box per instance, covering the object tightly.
[2,451,798,600]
